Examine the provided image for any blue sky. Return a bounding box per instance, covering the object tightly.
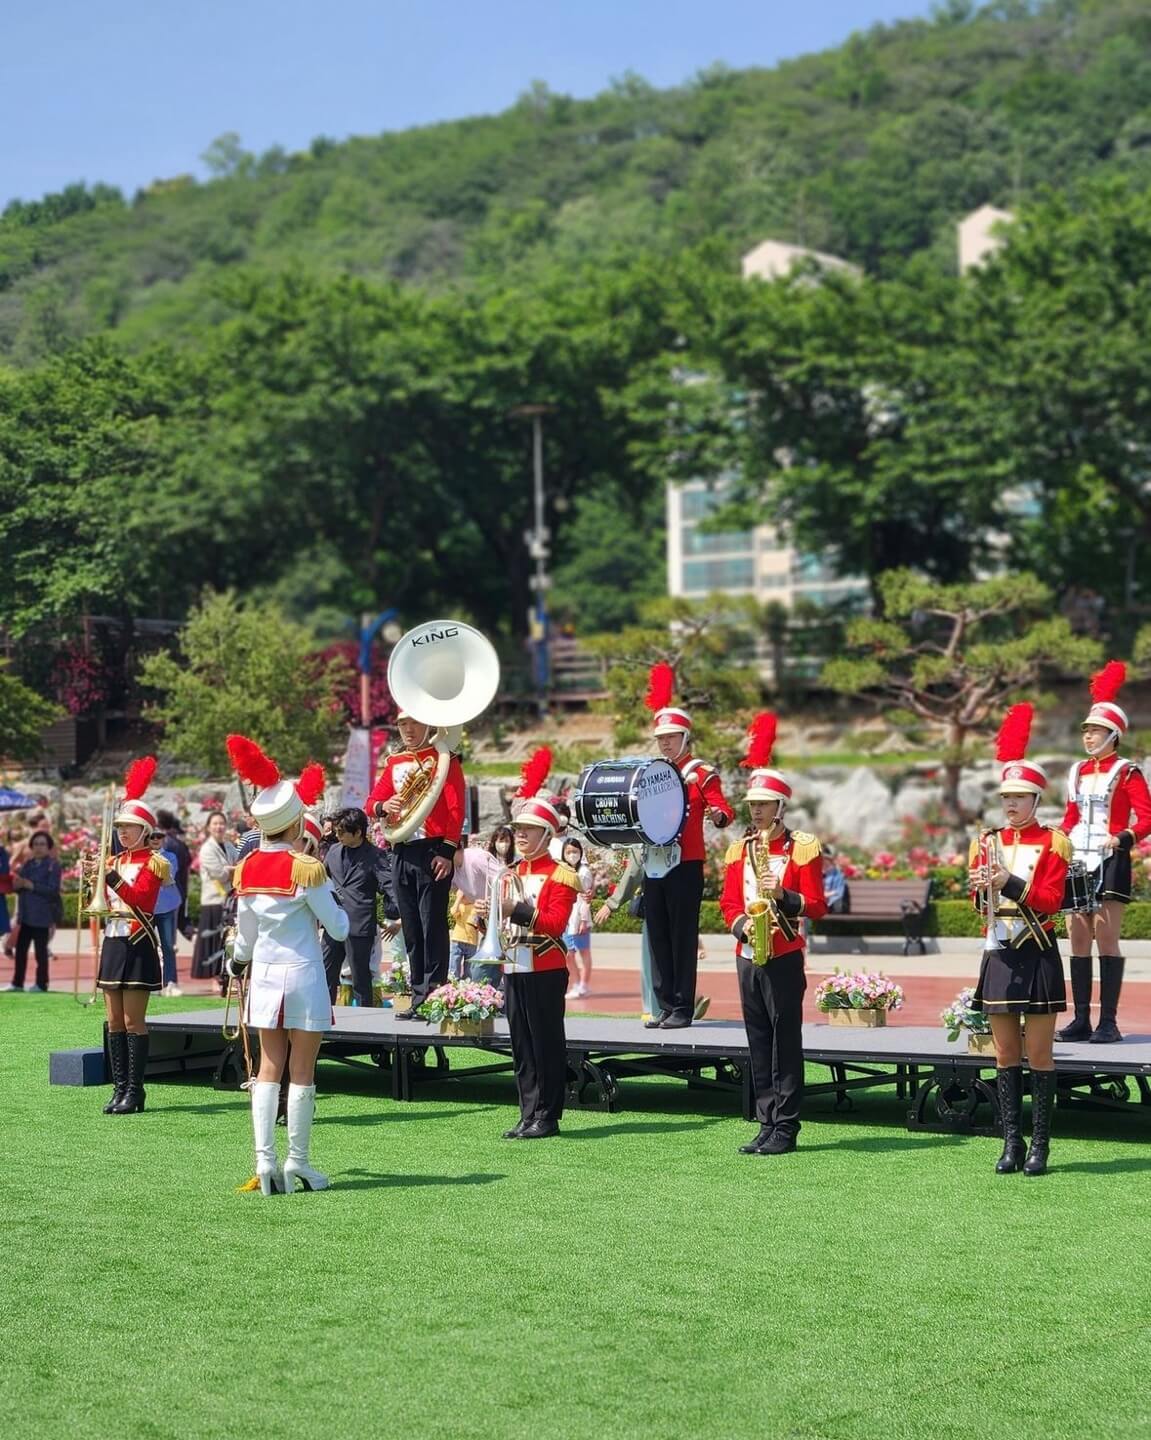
[2,0,937,207]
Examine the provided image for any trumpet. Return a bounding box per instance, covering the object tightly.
[975,827,1002,932]
[82,787,118,920]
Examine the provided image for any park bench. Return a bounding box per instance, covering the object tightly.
[816,876,933,955]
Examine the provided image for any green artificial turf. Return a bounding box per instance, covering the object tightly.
[3,993,1150,1440]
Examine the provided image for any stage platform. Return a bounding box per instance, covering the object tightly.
[140,1007,1151,1137]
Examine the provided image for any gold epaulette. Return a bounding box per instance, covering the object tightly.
[147,852,172,883]
[232,854,249,889]
[1048,828,1072,863]
[790,831,822,866]
[551,862,581,891]
[290,855,327,889]
[725,839,748,865]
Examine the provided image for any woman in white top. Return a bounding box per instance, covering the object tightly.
[226,738,349,1196]
[191,812,238,985]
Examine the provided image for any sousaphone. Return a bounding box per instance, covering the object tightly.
[384,619,501,843]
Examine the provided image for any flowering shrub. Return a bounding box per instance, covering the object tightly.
[940,987,991,1040]
[814,968,905,1012]
[418,979,505,1023]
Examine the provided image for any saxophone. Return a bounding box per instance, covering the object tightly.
[744,833,797,967]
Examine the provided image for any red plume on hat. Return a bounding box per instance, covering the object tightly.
[225,734,281,790]
[517,746,553,799]
[742,713,778,770]
[296,762,326,807]
[995,704,1033,763]
[123,756,157,800]
[645,662,675,713]
[1090,660,1126,705]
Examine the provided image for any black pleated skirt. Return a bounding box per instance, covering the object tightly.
[1099,848,1133,904]
[97,934,161,992]
[973,936,1066,1015]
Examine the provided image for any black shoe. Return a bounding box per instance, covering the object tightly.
[103,1031,129,1115]
[1023,1070,1055,1176]
[660,1013,692,1029]
[760,1129,798,1155]
[518,1121,560,1139]
[111,1033,149,1114]
[739,1125,773,1155]
[644,1011,671,1029]
[1057,1011,1094,1042]
[995,1065,1026,1174]
[1089,1017,1122,1043]
[502,1120,528,1140]
[395,1007,423,1022]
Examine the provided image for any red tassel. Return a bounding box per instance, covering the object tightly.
[644,662,675,714]
[995,704,1034,763]
[1090,660,1126,705]
[296,762,326,807]
[225,734,281,789]
[517,746,553,799]
[742,713,777,770]
[123,756,157,800]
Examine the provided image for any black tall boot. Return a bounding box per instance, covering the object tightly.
[1090,956,1125,1043]
[995,1066,1026,1174]
[1023,1069,1055,1176]
[1056,956,1094,1041]
[102,1030,129,1115]
[111,1032,149,1114]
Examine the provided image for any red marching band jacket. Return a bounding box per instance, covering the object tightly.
[719,830,826,961]
[105,848,167,939]
[366,747,465,849]
[677,756,735,863]
[967,823,1070,935]
[1060,753,1151,844]
[504,853,579,973]
[232,849,326,895]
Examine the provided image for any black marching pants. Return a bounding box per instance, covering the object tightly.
[392,840,451,1006]
[505,969,569,1126]
[738,951,806,1134]
[321,931,377,1007]
[645,860,704,1018]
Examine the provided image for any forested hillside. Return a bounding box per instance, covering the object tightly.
[2,0,1151,363]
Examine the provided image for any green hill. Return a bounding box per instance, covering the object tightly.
[3,0,1151,364]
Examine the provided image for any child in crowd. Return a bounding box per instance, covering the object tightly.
[561,837,595,999]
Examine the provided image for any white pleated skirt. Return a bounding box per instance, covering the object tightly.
[245,958,333,1032]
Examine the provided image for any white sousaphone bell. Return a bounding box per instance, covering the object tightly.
[384,619,501,844]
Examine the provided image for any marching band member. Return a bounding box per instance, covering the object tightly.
[227,738,349,1195]
[1058,662,1151,1043]
[969,705,1070,1177]
[478,758,579,1139]
[366,711,465,1020]
[644,663,733,1029]
[720,716,825,1156]
[95,757,169,1116]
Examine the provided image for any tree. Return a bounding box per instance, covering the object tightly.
[0,661,63,762]
[822,570,1101,827]
[138,590,353,775]
[548,488,665,635]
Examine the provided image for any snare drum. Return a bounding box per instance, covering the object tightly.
[573,758,687,848]
[1061,860,1101,916]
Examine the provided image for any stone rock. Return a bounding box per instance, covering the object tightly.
[813,766,897,848]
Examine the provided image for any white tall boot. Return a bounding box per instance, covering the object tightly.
[282,1084,329,1192]
[250,1081,284,1196]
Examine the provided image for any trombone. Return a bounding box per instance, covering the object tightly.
[73,786,116,1006]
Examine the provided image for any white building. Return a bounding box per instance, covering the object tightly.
[957,204,1013,273]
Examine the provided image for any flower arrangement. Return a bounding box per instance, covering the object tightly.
[814,968,905,1012]
[940,986,991,1041]
[419,979,505,1036]
[380,958,412,997]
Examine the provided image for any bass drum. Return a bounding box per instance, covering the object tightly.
[573,758,686,849]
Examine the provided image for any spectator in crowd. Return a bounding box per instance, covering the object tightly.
[318,815,338,861]
[191,811,237,989]
[823,845,848,914]
[236,812,261,860]
[322,807,393,1008]
[4,812,54,963]
[449,886,478,979]
[5,832,62,993]
[547,800,574,862]
[469,826,515,988]
[155,810,193,940]
[0,834,12,950]
[150,830,184,997]
[561,837,595,999]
